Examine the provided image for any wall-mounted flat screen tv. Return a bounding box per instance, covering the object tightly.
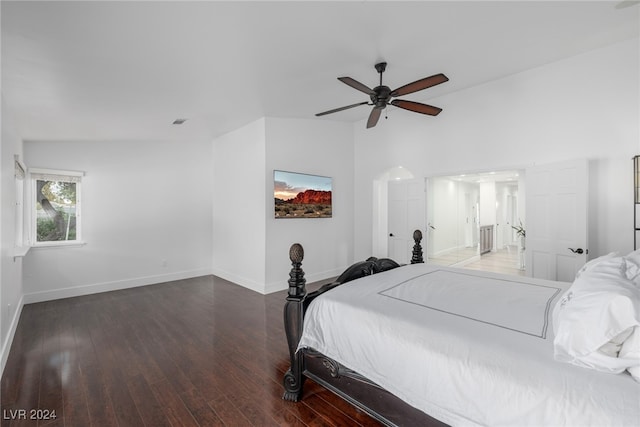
[274,170,332,218]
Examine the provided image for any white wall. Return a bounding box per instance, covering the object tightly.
[211,118,267,293]
[211,117,354,294]
[23,139,213,302]
[431,177,459,254]
[265,117,354,293]
[354,37,639,260]
[429,178,480,255]
[479,182,497,227]
[1,96,25,372]
[19,114,354,305]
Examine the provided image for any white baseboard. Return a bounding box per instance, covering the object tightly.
[213,266,347,295]
[211,268,267,294]
[264,266,346,295]
[23,268,212,304]
[432,244,478,258]
[1,294,24,377]
[451,254,481,267]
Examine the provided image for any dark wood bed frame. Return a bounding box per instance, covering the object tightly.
[282,230,447,427]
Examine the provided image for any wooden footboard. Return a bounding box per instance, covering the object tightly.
[282,230,445,426]
[303,352,444,426]
[281,244,402,401]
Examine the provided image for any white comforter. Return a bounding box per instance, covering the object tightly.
[298,264,640,426]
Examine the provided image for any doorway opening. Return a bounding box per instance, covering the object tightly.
[426,170,525,276]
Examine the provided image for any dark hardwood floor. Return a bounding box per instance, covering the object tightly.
[1,276,382,426]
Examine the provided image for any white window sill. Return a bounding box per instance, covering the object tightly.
[13,245,31,258]
[31,241,86,250]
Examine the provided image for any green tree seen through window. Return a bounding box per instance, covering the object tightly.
[36,179,77,241]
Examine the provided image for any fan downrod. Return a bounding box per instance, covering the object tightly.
[372,62,390,108]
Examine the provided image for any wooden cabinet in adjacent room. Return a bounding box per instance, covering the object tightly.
[480,225,494,254]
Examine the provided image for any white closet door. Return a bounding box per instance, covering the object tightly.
[526,159,588,281]
[388,179,425,264]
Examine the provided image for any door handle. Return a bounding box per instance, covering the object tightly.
[568,248,584,254]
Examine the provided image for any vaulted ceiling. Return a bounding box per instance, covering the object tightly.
[2,1,638,142]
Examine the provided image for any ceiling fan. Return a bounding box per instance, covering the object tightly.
[316,62,449,129]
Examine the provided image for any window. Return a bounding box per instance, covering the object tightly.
[31,168,83,246]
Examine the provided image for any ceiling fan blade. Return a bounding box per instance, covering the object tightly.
[316,101,369,116]
[391,99,442,116]
[366,107,382,128]
[390,73,449,97]
[338,77,375,95]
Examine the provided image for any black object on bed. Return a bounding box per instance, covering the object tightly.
[282,230,445,427]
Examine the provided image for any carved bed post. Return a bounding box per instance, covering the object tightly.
[283,243,307,401]
[411,229,424,264]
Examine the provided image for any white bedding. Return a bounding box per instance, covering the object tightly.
[553,253,640,379]
[298,263,640,426]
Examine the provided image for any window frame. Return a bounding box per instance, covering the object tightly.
[30,168,84,248]
[13,156,29,256]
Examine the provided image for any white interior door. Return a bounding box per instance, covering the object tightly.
[388,179,425,264]
[525,159,588,281]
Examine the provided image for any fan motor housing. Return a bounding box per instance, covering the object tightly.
[371,86,391,108]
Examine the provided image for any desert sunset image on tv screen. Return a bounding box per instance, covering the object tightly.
[274,170,332,218]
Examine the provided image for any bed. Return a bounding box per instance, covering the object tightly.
[282,231,640,426]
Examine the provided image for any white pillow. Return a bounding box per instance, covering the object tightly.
[619,326,640,381]
[574,252,618,279]
[598,327,633,357]
[625,248,640,264]
[623,249,640,285]
[553,256,640,379]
